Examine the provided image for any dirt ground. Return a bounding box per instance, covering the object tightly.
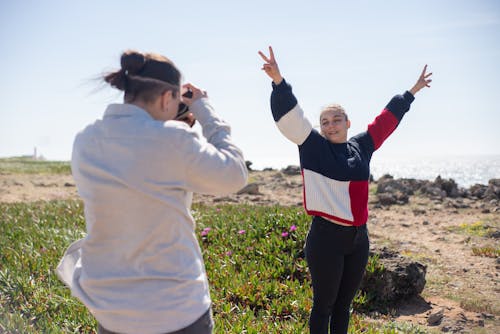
[1,170,498,333]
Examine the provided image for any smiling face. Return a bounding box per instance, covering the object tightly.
[320,104,350,144]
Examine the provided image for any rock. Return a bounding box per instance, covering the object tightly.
[237,183,261,195]
[487,230,500,239]
[428,308,444,326]
[212,196,238,203]
[376,193,398,205]
[413,208,426,215]
[64,182,75,187]
[444,198,471,209]
[245,160,253,171]
[376,191,409,205]
[378,174,394,181]
[484,178,500,200]
[272,172,284,179]
[375,176,416,206]
[434,176,460,198]
[281,165,301,175]
[468,183,487,199]
[421,184,447,199]
[376,178,416,196]
[481,312,494,319]
[359,247,426,310]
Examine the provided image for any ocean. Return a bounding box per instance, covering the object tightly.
[370,154,500,188]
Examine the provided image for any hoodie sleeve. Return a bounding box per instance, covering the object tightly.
[181,98,248,195]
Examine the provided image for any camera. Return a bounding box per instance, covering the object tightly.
[176,89,196,127]
[176,90,193,119]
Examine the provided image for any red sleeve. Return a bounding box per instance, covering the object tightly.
[367,108,399,151]
[367,92,414,151]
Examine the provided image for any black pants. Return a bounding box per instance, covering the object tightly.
[304,216,369,334]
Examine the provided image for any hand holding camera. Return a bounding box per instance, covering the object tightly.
[176,83,207,127]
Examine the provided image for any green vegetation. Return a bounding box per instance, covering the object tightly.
[471,246,500,258]
[452,220,499,258]
[1,200,429,333]
[0,157,71,175]
[455,221,494,237]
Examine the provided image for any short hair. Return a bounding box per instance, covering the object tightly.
[320,104,348,122]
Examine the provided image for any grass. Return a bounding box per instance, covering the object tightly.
[0,157,71,175]
[454,220,495,237]
[472,246,500,258]
[450,219,500,258]
[1,200,430,333]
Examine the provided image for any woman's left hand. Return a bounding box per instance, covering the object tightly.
[181,83,208,106]
[409,65,432,96]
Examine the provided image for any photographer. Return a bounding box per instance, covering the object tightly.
[57,50,247,334]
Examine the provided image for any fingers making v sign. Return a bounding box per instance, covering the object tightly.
[258,46,283,85]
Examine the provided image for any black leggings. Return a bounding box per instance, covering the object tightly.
[304,216,369,334]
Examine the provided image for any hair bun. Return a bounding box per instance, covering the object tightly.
[120,50,146,75]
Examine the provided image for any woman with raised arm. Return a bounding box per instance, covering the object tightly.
[57,50,248,334]
[258,46,431,334]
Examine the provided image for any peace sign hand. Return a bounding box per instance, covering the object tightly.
[409,65,433,96]
[258,46,283,85]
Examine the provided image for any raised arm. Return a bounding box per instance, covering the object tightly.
[366,65,432,151]
[409,65,432,96]
[258,46,312,146]
[180,84,248,195]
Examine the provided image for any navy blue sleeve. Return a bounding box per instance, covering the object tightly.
[270,79,298,122]
[386,91,415,121]
[350,131,375,161]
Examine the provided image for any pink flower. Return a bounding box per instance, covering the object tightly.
[238,230,246,235]
[225,251,233,256]
[289,225,297,232]
[201,227,211,237]
[281,232,289,237]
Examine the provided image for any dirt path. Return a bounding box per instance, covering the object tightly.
[1,171,498,333]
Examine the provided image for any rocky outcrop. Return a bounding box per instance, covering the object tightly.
[237,183,262,195]
[245,161,253,171]
[281,165,301,176]
[375,175,500,206]
[359,247,427,312]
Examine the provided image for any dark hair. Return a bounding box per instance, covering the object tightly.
[104,50,181,103]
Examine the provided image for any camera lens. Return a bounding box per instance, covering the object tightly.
[176,103,189,119]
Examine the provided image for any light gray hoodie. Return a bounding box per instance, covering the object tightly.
[57,98,247,333]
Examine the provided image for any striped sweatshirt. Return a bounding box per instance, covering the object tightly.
[270,79,414,226]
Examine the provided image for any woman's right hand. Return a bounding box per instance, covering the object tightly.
[181,83,208,106]
[258,46,283,85]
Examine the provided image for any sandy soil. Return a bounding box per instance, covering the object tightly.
[1,170,498,333]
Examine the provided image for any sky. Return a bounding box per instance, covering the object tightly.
[1,0,499,170]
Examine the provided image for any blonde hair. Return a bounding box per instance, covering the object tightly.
[319,103,348,122]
